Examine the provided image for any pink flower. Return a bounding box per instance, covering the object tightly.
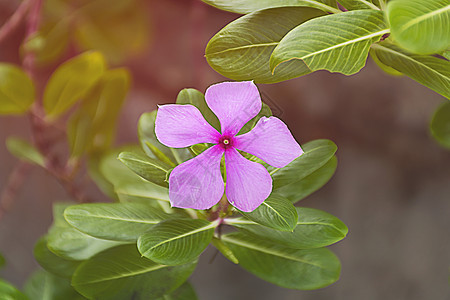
[155,81,303,212]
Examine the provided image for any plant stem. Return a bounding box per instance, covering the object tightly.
[0,0,32,44]
[0,162,31,221]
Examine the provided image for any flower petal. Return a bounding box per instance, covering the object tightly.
[205,81,261,136]
[225,148,272,212]
[155,104,220,148]
[169,145,224,210]
[234,116,303,168]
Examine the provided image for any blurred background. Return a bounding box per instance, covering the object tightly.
[0,0,449,299]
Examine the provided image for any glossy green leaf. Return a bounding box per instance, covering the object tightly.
[47,203,124,260]
[138,219,217,265]
[6,137,45,167]
[0,63,35,115]
[275,156,337,203]
[72,244,197,300]
[338,0,381,10]
[241,195,298,231]
[370,41,450,99]
[211,237,239,264]
[24,270,85,300]
[0,279,28,300]
[387,0,450,55]
[370,48,403,76]
[176,88,220,131]
[430,101,450,148]
[272,139,337,190]
[68,68,130,157]
[118,151,171,187]
[222,232,341,290]
[201,0,340,14]
[156,282,198,300]
[43,51,106,117]
[270,10,389,75]
[64,203,171,242]
[206,7,325,84]
[34,237,82,278]
[231,207,348,249]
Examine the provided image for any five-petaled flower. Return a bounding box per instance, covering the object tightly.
[155,81,303,212]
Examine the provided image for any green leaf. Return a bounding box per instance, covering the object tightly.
[443,50,450,60]
[43,51,106,117]
[387,0,450,55]
[272,139,337,190]
[241,195,298,231]
[47,203,124,260]
[6,137,45,167]
[206,7,325,84]
[370,49,403,76]
[64,203,171,242]
[201,0,340,14]
[118,151,171,187]
[231,207,348,249]
[211,237,239,264]
[0,252,5,269]
[222,232,341,290]
[270,10,389,75]
[430,101,450,148]
[370,41,450,99]
[156,282,198,300]
[0,63,35,115]
[338,0,381,10]
[34,237,82,278]
[24,270,85,300]
[138,219,217,265]
[238,102,272,134]
[0,279,28,300]
[72,244,197,300]
[176,88,220,131]
[67,68,130,157]
[275,156,337,203]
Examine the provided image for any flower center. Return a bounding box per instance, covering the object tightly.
[218,136,234,149]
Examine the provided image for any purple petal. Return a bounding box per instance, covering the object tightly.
[169,145,224,210]
[225,148,272,212]
[155,104,220,148]
[205,81,261,136]
[234,116,303,168]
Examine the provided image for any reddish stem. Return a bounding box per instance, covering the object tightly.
[0,0,31,44]
[0,162,32,220]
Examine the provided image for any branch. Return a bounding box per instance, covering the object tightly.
[0,0,31,44]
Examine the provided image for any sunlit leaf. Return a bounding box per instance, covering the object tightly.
[24,270,84,300]
[138,219,217,265]
[338,0,381,10]
[0,63,35,115]
[387,0,450,54]
[6,137,45,167]
[370,49,403,76]
[222,232,341,290]
[43,51,106,117]
[370,41,450,99]
[241,195,298,231]
[430,101,450,149]
[64,203,171,242]
[270,10,388,75]
[0,279,28,300]
[206,7,325,83]
[72,244,197,299]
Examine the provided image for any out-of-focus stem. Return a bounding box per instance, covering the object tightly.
[0,162,31,221]
[0,0,32,44]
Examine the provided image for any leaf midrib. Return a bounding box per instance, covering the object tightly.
[399,4,450,32]
[262,201,291,228]
[66,212,162,225]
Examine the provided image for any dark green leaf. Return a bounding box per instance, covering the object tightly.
[211,237,239,264]
[43,51,106,117]
[0,252,5,269]
[370,41,450,99]
[176,88,220,131]
[231,207,348,249]
[64,203,171,242]
[156,282,198,300]
[430,101,450,148]
[118,151,170,187]
[272,139,337,190]
[6,137,45,167]
[24,270,85,300]
[206,7,325,83]
[138,219,217,265]
[270,10,389,75]
[370,49,403,76]
[0,63,35,115]
[0,279,28,300]
[34,237,82,278]
[72,244,197,300]
[201,0,340,14]
[387,0,450,55]
[238,102,272,134]
[274,156,337,203]
[241,195,298,231]
[222,232,341,290]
